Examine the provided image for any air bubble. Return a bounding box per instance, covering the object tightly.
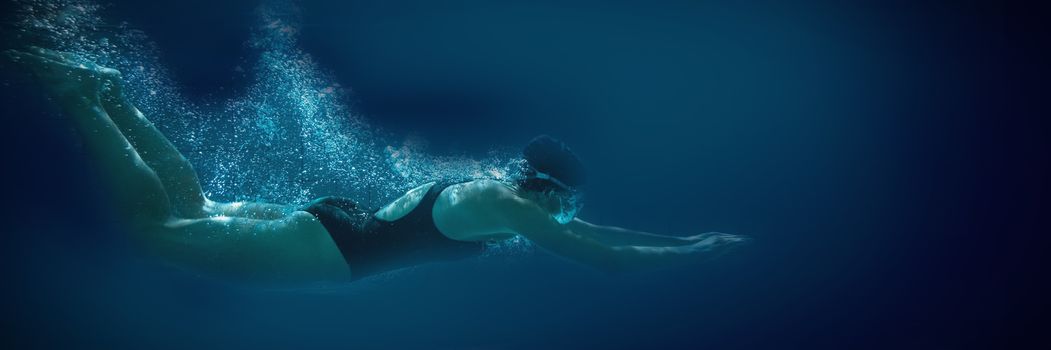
[13,0,533,252]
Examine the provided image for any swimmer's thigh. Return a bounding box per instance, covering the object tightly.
[147,211,351,282]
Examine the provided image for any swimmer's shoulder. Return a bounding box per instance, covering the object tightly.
[450,179,517,198]
[436,179,520,210]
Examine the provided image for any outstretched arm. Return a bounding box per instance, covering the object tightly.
[566,218,713,247]
[494,192,745,272]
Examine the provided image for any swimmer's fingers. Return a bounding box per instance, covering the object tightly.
[685,231,748,243]
[684,232,750,255]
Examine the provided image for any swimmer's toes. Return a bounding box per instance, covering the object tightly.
[29,47,119,78]
[3,49,19,61]
[30,46,88,68]
[6,50,64,81]
[7,49,112,100]
[10,48,118,86]
[29,46,66,60]
[5,49,39,66]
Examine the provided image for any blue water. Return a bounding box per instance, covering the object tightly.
[0,0,1044,349]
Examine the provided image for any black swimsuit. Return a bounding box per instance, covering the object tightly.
[301,180,486,279]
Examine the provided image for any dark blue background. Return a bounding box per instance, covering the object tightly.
[1,0,1046,348]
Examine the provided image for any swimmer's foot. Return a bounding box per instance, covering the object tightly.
[5,47,123,106]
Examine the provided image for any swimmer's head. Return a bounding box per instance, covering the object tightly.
[513,135,586,224]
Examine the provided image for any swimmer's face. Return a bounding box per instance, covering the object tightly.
[530,190,562,214]
[529,189,582,224]
[513,177,583,224]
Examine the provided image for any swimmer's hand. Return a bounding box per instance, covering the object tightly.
[610,233,747,270]
[681,232,750,255]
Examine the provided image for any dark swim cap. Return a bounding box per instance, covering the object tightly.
[523,135,586,188]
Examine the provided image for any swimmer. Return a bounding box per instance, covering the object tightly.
[6,47,747,283]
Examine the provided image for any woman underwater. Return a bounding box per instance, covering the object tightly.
[8,47,746,283]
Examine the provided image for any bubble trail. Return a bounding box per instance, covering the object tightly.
[5,0,538,254]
